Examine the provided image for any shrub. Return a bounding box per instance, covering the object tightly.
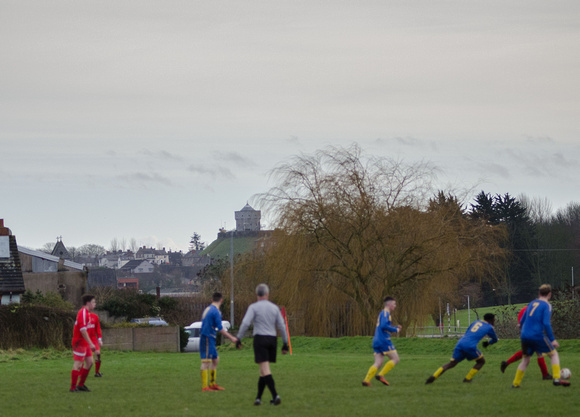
[0,305,75,349]
[21,290,74,311]
[551,290,580,339]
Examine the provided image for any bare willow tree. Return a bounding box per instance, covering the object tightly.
[227,145,508,336]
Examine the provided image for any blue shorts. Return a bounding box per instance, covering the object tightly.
[373,339,396,355]
[521,337,555,357]
[451,346,482,362]
[200,336,218,360]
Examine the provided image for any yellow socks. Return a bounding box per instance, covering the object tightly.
[465,368,479,381]
[512,369,525,387]
[210,369,216,386]
[433,367,444,379]
[364,365,378,383]
[201,369,209,389]
[552,364,561,380]
[379,360,396,377]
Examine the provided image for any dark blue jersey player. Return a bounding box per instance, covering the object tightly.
[512,284,570,388]
[426,313,498,384]
[199,292,239,392]
[362,296,402,387]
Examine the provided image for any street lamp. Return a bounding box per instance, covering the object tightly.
[467,295,470,325]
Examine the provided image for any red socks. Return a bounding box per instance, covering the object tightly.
[537,356,549,377]
[78,367,90,387]
[507,351,523,365]
[71,370,80,389]
[95,360,101,374]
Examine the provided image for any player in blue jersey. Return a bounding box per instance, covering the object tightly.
[362,296,402,387]
[426,313,498,384]
[200,292,239,392]
[512,284,570,388]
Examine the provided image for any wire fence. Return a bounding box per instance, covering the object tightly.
[405,326,470,338]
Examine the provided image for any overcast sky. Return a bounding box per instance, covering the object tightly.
[1,1,579,253]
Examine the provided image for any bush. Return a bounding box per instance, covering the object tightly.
[21,290,74,311]
[551,290,580,339]
[0,305,75,349]
[179,326,189,352]
[96,288,183,323]
[490,304,521,339]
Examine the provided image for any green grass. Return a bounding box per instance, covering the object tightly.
[201,236,257,258]
[1,337,579,417]
[425,303,528,328]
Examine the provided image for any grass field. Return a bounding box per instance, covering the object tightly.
[425,303,528,328]
[1,337,579,417]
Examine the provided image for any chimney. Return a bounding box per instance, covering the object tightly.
[0,219,11,236]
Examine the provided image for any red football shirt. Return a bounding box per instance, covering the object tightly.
[87,313,102,344]
[72,307,92,346]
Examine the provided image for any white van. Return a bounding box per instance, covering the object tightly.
[183,320,231,352]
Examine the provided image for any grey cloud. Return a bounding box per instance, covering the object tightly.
[287,136,300,145]
[550,152,575,168]
[475,162,511,179]
[505,147,576,178]
[188,164,235,180]
[524,135,555,145]
[140,149,184,161]
[375,136,438,152]
[115,172,173,187]
[211,151,256,167]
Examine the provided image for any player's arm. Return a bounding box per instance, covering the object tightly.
[236,305,255,341]
[379,315,400,334]
[484,327,499,347]
[80,328,96,351]
[542,305,555,342]
[219,327,239,343]
[96,318,103,346]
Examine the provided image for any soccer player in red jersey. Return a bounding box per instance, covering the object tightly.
[88,312,103,377]
[500,306,551,380]
[70,294,97,392]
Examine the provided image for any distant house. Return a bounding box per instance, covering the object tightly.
[18,246,87,307]
[98,250,135,269]
[51,237,71,260]
[135,246,168,265]
[0,219,26,305]
[99,253,120,269]
[120,259,154,274]
[117,277,139,290]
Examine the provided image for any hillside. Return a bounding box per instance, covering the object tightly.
[200,235,257,259]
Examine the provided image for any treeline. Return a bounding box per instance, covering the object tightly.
[212,145,579,337]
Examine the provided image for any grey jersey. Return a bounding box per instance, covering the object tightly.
[237,299,288,344]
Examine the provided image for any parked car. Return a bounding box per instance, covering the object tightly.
[130,317,169,326]
[183,320,230,352]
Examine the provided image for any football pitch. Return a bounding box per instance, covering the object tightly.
[1,337,579,417]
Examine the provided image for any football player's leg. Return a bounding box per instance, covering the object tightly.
[464,356,485,382]
[378,351,399,377]
[363,353,383,385]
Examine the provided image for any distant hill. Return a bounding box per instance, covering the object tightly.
[201,235,258,259]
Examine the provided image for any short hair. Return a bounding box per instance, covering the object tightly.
[82,294,95,305]
[483,313,495,324]
[256,283,270,297]
[383,296,395,304]
[539,284,552,296]
[212,292,223,302]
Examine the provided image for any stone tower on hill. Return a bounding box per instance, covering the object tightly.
[235,203,261,232]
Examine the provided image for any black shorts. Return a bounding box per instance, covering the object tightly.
[253,335,277,364]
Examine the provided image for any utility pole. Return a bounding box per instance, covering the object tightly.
[230,232,234,327]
